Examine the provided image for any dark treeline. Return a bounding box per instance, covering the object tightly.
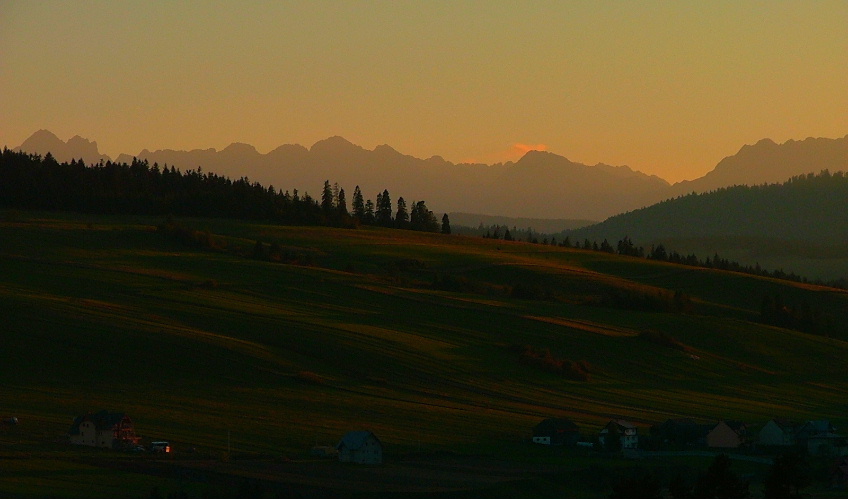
[0,149,447,233]
[480,223,846,290]
[453,223,548,244]
[568,170,848,243]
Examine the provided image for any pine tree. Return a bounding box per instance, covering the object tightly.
[441,213,451,234]
[395,197,409,228]
[321,180,333,212]
[363,199,375,224]
[376,189,393,227]
[352,185,365,221]
[337,188,348,216]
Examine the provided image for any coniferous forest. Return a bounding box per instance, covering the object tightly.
[0,149,444,233]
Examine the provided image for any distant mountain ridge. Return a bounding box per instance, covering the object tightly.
[11,131,669,220]
[11,130,848,222]
[15,129,111,165]
[668,135,848,197]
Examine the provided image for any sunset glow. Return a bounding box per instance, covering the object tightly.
[1,2,846,183]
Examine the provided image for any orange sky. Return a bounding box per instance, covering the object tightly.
[2,2,847,183]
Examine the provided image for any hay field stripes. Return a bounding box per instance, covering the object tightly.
[3,213,848,449]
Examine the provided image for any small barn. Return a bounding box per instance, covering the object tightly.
[532,418,580,446]
[706,420,748,449]
[69,410,139,449]
[337,431,382,464]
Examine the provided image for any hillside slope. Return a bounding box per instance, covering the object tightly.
[566,171,848,281]
[3,210,847,460]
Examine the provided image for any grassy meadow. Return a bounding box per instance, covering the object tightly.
[1,210,847,498]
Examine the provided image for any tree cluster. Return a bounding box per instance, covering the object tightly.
[480,220,839,289]
[510,344,591,381]
[0,149,449,234]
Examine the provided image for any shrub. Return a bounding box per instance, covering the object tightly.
[510,344,591,381]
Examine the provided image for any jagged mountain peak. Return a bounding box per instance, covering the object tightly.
[15,130,110,164]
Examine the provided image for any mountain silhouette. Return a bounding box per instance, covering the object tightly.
[15,130,111,165]
[668,135,848,196]
[108,137,670,221]
[12,130,848,222]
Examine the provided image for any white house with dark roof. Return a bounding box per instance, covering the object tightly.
[337,430,382,464]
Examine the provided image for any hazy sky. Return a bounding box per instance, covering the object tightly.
[2,1,846,182]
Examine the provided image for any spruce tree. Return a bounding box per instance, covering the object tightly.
[441,213,451,234]
[395,197,409,228]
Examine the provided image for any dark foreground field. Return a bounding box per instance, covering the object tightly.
[1,210,847,498]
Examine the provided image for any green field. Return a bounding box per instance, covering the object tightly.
[1,210,847,498]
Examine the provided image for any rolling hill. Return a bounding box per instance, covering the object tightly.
[564,171,848,282]
[1,209,847,497]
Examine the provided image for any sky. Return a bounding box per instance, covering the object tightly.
[1,1,847,183]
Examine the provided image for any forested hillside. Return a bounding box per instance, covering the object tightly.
[571,171,848,242]
[564,171,848,281]
[0,148,444,233]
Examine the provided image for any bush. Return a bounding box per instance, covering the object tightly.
[510,345,591,381]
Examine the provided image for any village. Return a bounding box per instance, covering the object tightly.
[49,409,848,490]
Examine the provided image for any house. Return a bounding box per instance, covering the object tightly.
[807,435,848,457]
[796,420,836,441]
[796,420,847,456]
[706,420,748,449]
[337,431,382,464]
[69,410,139,449]
[599,420,638,450]
[758,418,798,447]
[650,418,711,450]
[532,418,580,446]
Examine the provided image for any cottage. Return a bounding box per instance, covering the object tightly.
[532,418,580,446]
[337,431,382,464]
[807,435,848,457]
[706,420,748,449]
[69,410,139,449]
[796,420,836,440]
[599,420,638,450]
[796,420,847,456]
[758,418,798,447]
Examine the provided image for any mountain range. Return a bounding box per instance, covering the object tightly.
[10,129,848,222]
